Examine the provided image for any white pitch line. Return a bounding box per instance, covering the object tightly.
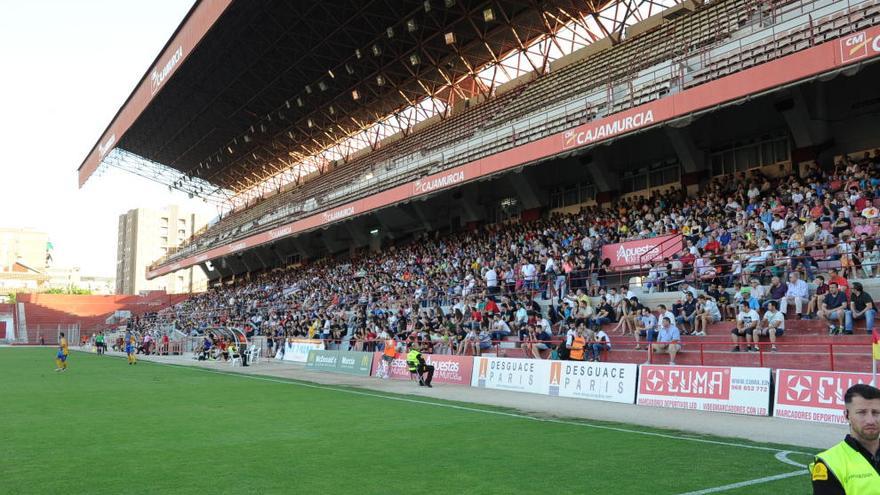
[775,450,810,468]
[674,470,807,495]
[153,358,814,457]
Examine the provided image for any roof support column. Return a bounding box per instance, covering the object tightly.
[776,86,831,149]
[665,126,706,194]
[458,186,486,223]
[411,202,436,232]
[581,150,618,206]
[506,173,543,210]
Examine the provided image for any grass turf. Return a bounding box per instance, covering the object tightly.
[1,348,815,494]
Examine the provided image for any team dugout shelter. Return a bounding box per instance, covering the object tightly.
[78,0,880,284]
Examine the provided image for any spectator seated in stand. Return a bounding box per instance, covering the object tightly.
[634,307,657,351]
[693,294,720,337]
[731,301,760,352]
[845,282,876,335]
[782,271,809,320]
[590,328,611,362]
[652,317,681,365]
[819,282,848,335]
[753,301,784,352]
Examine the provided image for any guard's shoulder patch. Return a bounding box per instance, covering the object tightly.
[811,461,828,481]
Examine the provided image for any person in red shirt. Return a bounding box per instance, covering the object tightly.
[219,339,229,361]
[680,251,696,276]
[829,268,851,299]
[703,235,721,254]
[484,295,500,315]
[854,194,868,214]
[810,200,826,220]
[828,177,843,192]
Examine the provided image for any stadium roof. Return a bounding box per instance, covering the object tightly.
[78,0,670,203]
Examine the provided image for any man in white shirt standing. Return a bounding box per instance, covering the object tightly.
[754,301,784,352]
[520,258,537,290]
[781,271,808,319]
[731,301,760,352]
[484,264,499,296]
[544,255,556,275]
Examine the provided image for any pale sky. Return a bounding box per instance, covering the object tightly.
[0,0,216,278]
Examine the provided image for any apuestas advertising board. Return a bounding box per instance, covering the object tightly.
[773,369,875,424]
[471,357,551,394]
[306,350,373,376]
[636,365,771,416]
[275,339,324,363]
[600,234,682,270]
[548,361,638,404]
[371,352,473,385]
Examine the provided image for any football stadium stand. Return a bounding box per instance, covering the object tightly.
[74,0,880,375]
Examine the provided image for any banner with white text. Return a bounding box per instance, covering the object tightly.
[773,369,876,424]
[637,365,771,416]
[276,339,325,363]
[371,352,473,385]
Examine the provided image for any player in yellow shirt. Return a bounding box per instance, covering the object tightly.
[54,332,69,372]
[125,329,138,365]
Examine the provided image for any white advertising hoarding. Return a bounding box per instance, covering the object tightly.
[548,361,638,404]
[773,369,875,424]
[636,365,771,416]
[471,357,550,394]
[276,339,325,363]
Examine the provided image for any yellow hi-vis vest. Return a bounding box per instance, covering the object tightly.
[406,350,420,372]
[811,440,880,494]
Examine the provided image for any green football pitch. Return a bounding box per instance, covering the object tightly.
[2,348,816,494]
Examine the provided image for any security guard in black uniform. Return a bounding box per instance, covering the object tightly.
[406,343,434,387]
[811,383,880,494]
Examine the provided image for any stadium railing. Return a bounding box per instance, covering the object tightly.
[243,336,873,373]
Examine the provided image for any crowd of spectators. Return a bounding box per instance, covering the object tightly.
[133,150,880,362]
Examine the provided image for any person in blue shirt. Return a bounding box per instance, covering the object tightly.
[652,317,681,365]
[634,307,657,351]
